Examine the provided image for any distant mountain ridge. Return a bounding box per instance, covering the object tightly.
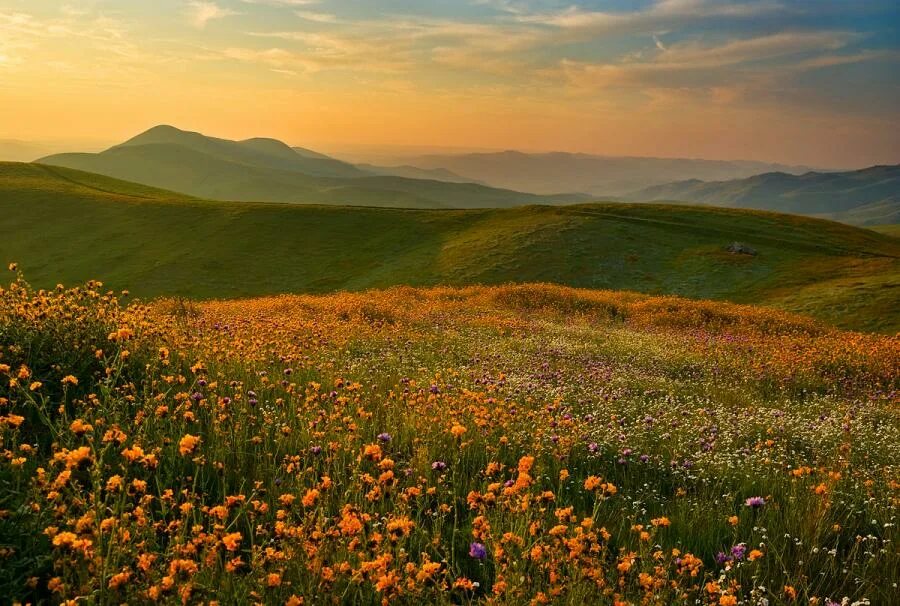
[627,165,900,226]
[38,126,584,208]
[393,150,817,196]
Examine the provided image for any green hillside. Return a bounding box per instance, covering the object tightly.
[39,126,581,208]
[1,162,897,332]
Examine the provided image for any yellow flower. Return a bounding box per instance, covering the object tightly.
[450,423,467,438]
[61,375,78,386]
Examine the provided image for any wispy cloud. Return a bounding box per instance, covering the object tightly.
[517,0,785,33]
[294,10,339,24]
[241,0,319,5]
[187,1,237,29]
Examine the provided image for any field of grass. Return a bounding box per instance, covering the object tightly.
[1,162,898,333]
[1,274,897,604]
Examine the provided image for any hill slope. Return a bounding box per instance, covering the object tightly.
[1,162,897,332]
[629,165,900,225]
[397,150,815,196]
[39,126,580,208]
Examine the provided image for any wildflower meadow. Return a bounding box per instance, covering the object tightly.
[0,270,897,605]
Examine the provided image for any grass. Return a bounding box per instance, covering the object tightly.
[1,161,898,332]
[1,277,897,604]
[872,224,900,238]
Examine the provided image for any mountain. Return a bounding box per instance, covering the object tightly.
[391,150,816,196]
[628,165,900,226]
[38,126,582,209]
[1,161,897,333]
[356,163,480,184]
[115,125,367,178]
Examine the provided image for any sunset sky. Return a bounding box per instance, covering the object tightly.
[1,0,898,167]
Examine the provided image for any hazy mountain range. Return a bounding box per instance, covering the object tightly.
[19,125,899,225]
[627,165,900,226]
[38,126,583,209]
[391,150,818,196]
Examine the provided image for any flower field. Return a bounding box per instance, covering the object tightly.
[1,271,898,605]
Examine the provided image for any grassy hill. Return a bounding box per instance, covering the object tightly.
[38,126,580,209]
[1,161,897,332]
[628,165,900,225]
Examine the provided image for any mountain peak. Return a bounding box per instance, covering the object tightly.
[119,125,202,148]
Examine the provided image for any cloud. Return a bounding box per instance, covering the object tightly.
[294,10,339,24]
[241,0,319,5]
[187,1,237,29]
[517,0,785,34]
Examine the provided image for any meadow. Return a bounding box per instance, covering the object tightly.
[1,270,897,605]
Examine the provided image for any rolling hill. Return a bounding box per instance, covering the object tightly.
[1,161,897,332]
[628,165,900,226]
[389,150,815,196]
[38,126,581,208]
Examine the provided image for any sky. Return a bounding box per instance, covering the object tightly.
[0,0,898,167]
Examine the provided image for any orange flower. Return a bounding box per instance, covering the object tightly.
[222,532,242,552]
[179,434,201,456]
[301,489,319,507]
[584,475,603,491]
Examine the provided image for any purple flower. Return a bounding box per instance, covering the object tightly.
[310,445,323,455]
[588,442,599,454]
[731,543,747,561]
[745,496,766,508]
[431,461,447,472]
[377,432,391,443]
[283,368,292,376]
[469,542,487,560]
[715,551,730,565]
